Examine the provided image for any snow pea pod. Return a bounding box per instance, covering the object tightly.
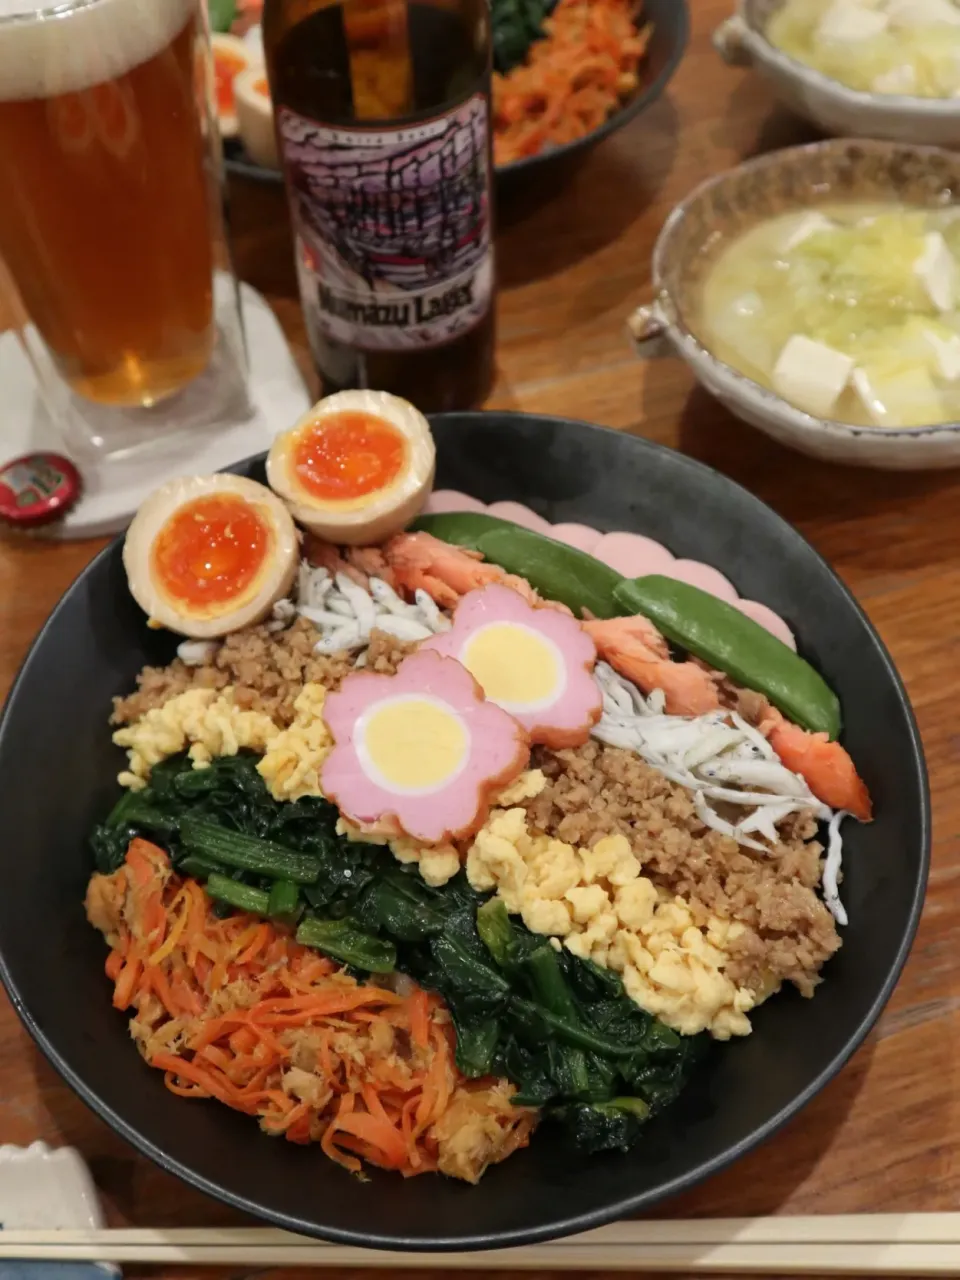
[614,575,841,739]
[476,525,622,617]
[411,512,622,617]
[409,511,513,548]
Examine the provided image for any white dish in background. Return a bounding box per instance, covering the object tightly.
[0,1143,103,1232]
[714,0,960,146]
[0,1142,116,1277]
[628,138,960,469]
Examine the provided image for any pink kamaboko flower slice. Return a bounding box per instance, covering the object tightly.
[321,649,530,845]
[421,583,602,749]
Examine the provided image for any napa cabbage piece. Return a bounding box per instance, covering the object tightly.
[795,213,931,311]
[767,0,960,98]
[703,212,931,360]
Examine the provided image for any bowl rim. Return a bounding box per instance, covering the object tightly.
[0,413,932,1249]
[736,0,960,114]
[496,0,690,177]
[651,136,960,443]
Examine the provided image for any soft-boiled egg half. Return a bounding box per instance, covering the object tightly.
[211,33,258,138]
[234,66,278,170]
[266,390,436,545]
[123,474,299,638]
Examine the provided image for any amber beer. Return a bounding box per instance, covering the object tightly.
[263,0,496,411]
[0,0,216,407]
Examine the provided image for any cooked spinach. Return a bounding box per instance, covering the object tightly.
[90,752,702,1152]
[296,916,397,974]
[207,0,237,34]
[491,0,556,73]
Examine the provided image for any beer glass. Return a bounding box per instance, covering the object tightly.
[0,0,249,459]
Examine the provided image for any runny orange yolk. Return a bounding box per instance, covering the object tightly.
[151,494,270,608]
[292,412,407,501]
[214,50,247,115]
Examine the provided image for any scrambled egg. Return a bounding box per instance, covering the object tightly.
[113,688,280,789]
[466,806,759,1039]
[337,770,549,889]
[114,683,333,805]
[336,818,463,888]
[390,838,461,889]
[493,770,547,807]
[257,684,333,801]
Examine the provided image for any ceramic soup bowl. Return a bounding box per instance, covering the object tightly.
[630,138,960,469]
[715,0,960,147]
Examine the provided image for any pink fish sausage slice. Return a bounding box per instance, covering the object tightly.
[321,649,530,845]
[422,583,602,749]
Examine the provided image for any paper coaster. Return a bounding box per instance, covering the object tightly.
[0,284,312,540]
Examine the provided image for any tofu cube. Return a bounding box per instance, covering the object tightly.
[852,368,882,423]
[923,328,960,379]
[781,211,836,252]
[772,335,855,418]
[887,0,960,26]
[818,1,890,40]
[853,364,947,426]
[914,232,959,312]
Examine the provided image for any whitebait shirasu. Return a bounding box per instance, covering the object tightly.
[284,562,451,659]
[591,662,848,923]
[822,810,849,928]
[176,639,220,666]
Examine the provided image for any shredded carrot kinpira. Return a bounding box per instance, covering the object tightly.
[84,840,536,1183]
[493,0,652,166]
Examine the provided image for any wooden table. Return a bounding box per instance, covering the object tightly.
[1,2,956,1276]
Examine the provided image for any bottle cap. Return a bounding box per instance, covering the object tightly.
[0,452,81,527]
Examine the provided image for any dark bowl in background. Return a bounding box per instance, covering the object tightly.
[224,0,689,186]
[495,0,689,186]
[0,413,928,1250]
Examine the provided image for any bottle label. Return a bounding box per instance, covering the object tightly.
[278,94,493,352]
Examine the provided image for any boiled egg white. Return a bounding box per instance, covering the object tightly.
[234,66,278,170]
[211,33,258,139]
[266,390,436,545]
[123,474,299,639]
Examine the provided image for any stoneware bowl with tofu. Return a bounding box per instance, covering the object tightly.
[714,0,960,146]
[630,137,960,469]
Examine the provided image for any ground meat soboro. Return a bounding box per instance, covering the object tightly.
[112,619,416,728]
[523,740,840,999]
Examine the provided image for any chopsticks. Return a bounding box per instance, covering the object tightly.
[4,1217,960,1273]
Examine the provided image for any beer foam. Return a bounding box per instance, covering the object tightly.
[0,0,195,101]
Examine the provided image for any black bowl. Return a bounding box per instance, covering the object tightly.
[224,0,689,186]
[0,413,928,1250]
[495,0,688,184]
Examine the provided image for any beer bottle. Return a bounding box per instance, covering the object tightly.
[263,0,496,412]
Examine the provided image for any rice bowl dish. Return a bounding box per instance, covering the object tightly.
[0,408,927,1246]
[82,392,877,1186]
